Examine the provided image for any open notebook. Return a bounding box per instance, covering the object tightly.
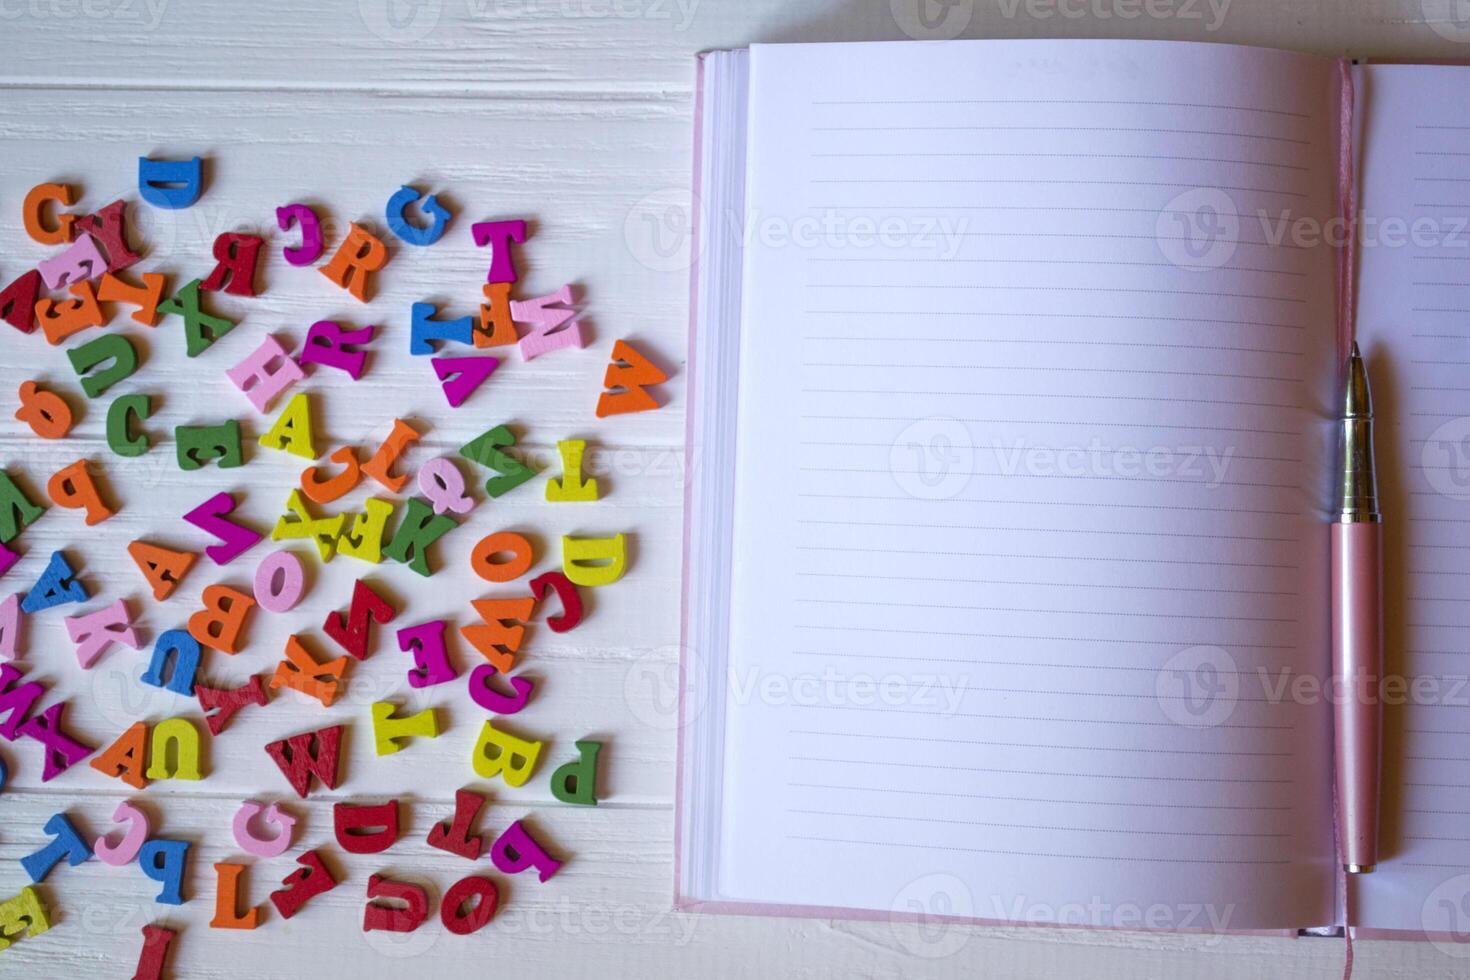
[678,38,1470,940]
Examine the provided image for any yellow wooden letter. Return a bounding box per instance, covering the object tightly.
[470,720,542,787]
[258,392,317,460]
[561,532,628,587]
[145,717,204,781]
[372,701,441,756]
[545,439,598,502]
[0,886,51,951]
[337,497,394,564]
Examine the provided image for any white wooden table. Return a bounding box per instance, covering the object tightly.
[0,1,1466,976]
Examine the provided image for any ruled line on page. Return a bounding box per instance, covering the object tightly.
[789,730,1291,757]
[786,808,1291,838]
[789,756,1292,782]
[798,445,1303,467]
[804,285,1306,303]
[804,310,1307,327]
[783,836,1293,866]
[793,597,1294,622]
[794,571,1299,595]
[796,468,1304,490]
[794,545,1298,570]
[809,153,1311,172]
[795,519,1299,542]
[807,261,1310,281]
[789,781,1294,811]
[791,650,1287,671]
[788,623,1297,648]
[787,702,1295,731]
[800,362,1306,381]
[784,685,1287,704]
[823,232,1311,249]
[803,337,1308,354]
[807,177,1310,197]
[795,493,1301,515]
[804,444,1299,462]
[810,98,1311,116]
[799,391,1305,410]
[797,415,1304,436]
[810,125,1310,146]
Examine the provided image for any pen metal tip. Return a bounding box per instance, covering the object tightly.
[1344,344,1372,420]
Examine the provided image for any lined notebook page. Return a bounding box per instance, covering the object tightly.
[716,40,1341,930]
[1355,64,1470,936]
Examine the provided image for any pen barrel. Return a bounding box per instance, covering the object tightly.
[1333,521,1383,873]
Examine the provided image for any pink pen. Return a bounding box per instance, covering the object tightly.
[1333,342,1383,874]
